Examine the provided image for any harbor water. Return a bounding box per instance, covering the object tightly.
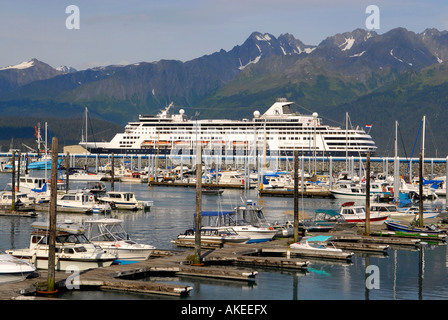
[0,172,448,300]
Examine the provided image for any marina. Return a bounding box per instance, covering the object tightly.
[0,167,447,301]
[1,121,448,301]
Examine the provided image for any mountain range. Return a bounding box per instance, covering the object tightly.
[1,27,448,156]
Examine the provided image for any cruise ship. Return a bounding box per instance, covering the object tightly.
[80,99,377,157]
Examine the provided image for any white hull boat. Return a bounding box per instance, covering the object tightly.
[198,201,277,244]
[98,191,153,211]
[290,236,343,253]
[57,192,111,214]
[5,221,116,271]
[330,183,375,199]
[339,202,389,225]
[85,218,156,261]
[69,170,105,182]
[370,203,440,220]
[175,227,250,244]
[230,225,277,243]
[0,191,36,212]
[0,253,36,284]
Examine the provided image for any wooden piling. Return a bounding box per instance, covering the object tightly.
[194,143,202,264]
[47,137,58,293]
[293,150,299,242]
[111,152,115,191]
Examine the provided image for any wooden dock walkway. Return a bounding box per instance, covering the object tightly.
[258,189,332,198]
[149,181,249,189]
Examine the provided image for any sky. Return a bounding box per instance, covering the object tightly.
[0,0,447,70]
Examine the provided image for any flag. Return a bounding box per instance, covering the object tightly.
[365,124,372,129]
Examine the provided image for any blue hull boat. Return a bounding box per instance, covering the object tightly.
[385,221,446,235]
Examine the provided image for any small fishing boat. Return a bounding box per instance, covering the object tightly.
[97,191,153,211]
[384,221,447,235]
[83,181,107,195]
[175,227,250,244]
[68,169,105,182]
[330,182,375,199]
[290,235,350,255]
[370,203,400,216]
[314,209,356,230]
[0,191,36,212]
[0,252,36,284]
[339,202,389,225]
[84,218,156,261]
[227,201,277,243]
[5,221,117,271]
[120,171,144,184]
[199,202,277,244]
[57,192,111,214]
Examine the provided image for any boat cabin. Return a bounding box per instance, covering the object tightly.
[106,192,136,202]
[59,192,96,204]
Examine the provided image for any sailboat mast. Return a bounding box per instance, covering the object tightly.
[422,115,425,176]
[85,107,88,145]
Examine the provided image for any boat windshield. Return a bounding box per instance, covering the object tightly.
[56,234,90,244]
[88,223,129,241]
[355,207,366,214]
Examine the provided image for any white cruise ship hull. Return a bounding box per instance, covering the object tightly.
[81,99,377,158]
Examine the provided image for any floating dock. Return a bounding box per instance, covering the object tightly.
[258,189,332,198]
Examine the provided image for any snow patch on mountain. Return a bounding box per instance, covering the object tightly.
[339,37,355,51]
[239,55,262,70]
[390,49,413,66]
[0,60,35,71]
[350,51,366,58]
[56,65,77,73]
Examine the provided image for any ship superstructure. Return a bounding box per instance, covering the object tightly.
[80,99,377,157]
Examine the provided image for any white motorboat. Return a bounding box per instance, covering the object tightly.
[175,227,250,244]
[330,182,375,199]
[339,202,389,225]
[231,201,278,243]
[200,201,277,243]
[395,204,441,220]
[0,191,36,212]
[5,221,117,271]
[0,252,36,284]
[68,169,105,182]
[119,171,144,184]
[84,218,156,261]
[370,203,401,217]
[82,181,107,195]
[13,176,67,204]
[97,191,153,211]
[290,236,344,253]
[57,192,111,214]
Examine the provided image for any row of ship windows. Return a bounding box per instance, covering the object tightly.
[121,133,370,140]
